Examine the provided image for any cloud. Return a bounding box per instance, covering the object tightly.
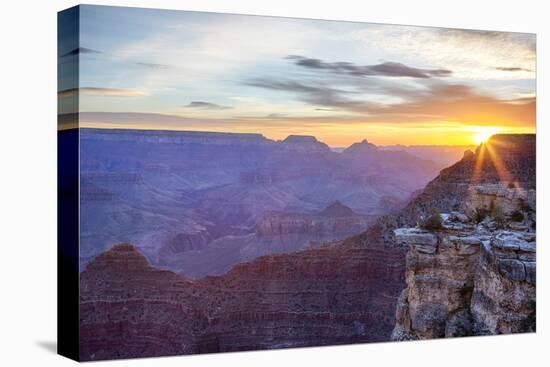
[355,26,535,80]
[437,29,535,52]
[135,62,170,69]
[58,87,148,98]
[265,113,286,118]
[61,47,101,57]
[286,55,452,78]
[246,73,535,127]
[360,83,535,126]
[244,78,383,114]
[184,101,233,110]
[495,66,533,72]
[244,79,353,96]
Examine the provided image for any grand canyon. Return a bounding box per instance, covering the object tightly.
[57,5,536,362]
[75,133,535,361]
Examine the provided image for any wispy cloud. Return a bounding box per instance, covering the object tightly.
[245,74,534,127]
[134,62,170,69]
[58,87,148,98]
[495,66,533,72]
[265,113,286,118]
[357,26,536,80]
[184,101,233,110]
[362,83,535,126]
[436,29,535,54]
[286,55,452,78]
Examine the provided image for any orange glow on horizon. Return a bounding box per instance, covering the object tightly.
[75,118,535,148]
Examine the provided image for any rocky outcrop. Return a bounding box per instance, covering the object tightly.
[462,183,536,219]
[342,139,378,155]
[396,134,536,228]
[472,230,536,334]
[80,244,209,359]
[279,135,331,153]
[392,185,536,341]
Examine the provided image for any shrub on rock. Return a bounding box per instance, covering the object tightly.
[418,208,443,230]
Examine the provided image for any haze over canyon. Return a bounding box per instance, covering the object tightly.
[78,128,455,277]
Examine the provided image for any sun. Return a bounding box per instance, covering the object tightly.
[473,127,499,145]
[474,131,493,145]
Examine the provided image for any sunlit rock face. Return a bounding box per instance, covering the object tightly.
[392,185,536,341]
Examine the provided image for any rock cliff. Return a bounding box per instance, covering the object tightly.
[391,184,536,340]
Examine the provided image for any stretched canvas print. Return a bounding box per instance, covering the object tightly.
[58,5,536,361]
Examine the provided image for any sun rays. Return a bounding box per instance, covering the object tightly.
[474,131,493,145]
[471,134,517,187]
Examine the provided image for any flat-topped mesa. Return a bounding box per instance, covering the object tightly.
[483,134,536,151]
[391,185,536,340]
[80,128,270,146]
[279,134,331,152]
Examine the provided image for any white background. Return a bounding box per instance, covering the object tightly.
[0,0,547,365]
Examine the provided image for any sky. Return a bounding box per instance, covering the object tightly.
[58,5,536,147]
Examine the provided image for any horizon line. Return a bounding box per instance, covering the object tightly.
[57,125,538,148]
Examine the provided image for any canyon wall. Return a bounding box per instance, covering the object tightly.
[80,239,405,360]
[78,134,536,360]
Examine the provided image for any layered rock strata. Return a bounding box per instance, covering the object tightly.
[392,186,536,340]
[80,240,405,360]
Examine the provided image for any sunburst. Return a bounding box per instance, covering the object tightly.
[474,131,493,145]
